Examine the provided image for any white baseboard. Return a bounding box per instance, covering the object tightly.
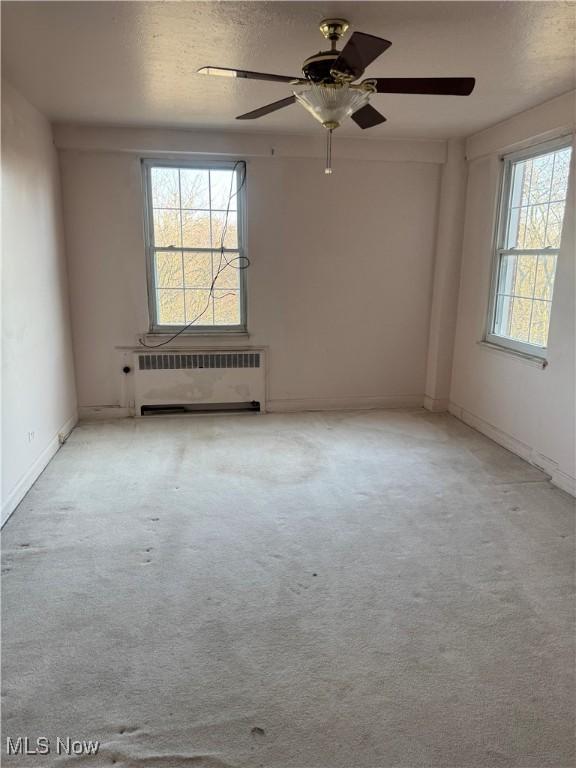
[531,450,576,496]
[1,412,78,527]
[267,394,424,413]
[80,396,425,418]
[448,402,534,462]
[449,402,576,497]
[548,468,576,497]
[423,395,449,413]
[79,406,133,421]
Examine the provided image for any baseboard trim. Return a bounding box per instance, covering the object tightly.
[267,394,424,413]
[449,402,575,497]
[1,412,78,527]
[423,395,449,413]
[80,396,426,418]
[79,406,133,421]
[548,468,576,497]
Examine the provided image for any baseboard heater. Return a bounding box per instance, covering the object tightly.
[133,350,266,416]
[141,401,260,416]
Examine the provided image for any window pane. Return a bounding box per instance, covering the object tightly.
[509,160,527,208]
[513,254,537,298]
[213,253,241,290]
[211,211,238,249]
[494,294,513,337]
[497,254,517,294]
[529,300,551,347]
[523,204,548,249]
[180,169,210,209]
[210,170,237,210]
[551,148,571,200]
[506,207,523,249]
[213,289,240,325]
[508,297,532,342]
[153,209,181,248]
[534,253,557,301]
[182,210,211,248]
[157,289,185,325]
[185,289,212,325]
[184,252,213,287]
[155,251,183,288]
[151,168,179,208]
[545,201,566,248]
[528,153,554,204]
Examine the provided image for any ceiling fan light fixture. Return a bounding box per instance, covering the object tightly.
[294,83,370,129]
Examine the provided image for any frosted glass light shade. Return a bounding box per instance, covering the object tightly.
[294,83,370,128]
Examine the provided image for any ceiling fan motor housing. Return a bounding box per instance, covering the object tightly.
[302,51,344,83]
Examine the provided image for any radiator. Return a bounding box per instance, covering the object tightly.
[133,350,266,416]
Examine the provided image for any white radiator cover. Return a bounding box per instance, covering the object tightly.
[133,349,266,415]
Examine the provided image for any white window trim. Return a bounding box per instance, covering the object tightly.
[484,134,573,359]
[142,158,248,333]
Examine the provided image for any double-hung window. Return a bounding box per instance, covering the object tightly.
[143,160,247,332]
[486,137,572,356]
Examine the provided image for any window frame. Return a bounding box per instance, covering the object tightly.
[485,134,572,358]
[142,158,248,334]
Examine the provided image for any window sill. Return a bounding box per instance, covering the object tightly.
[477,340,548,369]
[139,331,251,347]
[147,328,248,337]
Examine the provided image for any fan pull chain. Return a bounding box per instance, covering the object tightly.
[325,128,333,175]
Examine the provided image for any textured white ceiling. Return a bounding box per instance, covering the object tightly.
[2,1,575,139]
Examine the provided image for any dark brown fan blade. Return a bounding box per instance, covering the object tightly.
[198,66,301,84]
[370,77,476,95]
[331,32,392,80]
[351,103,387,129]
[236,95,297,120]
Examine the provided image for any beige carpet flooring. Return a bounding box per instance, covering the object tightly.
[2,410,574,768]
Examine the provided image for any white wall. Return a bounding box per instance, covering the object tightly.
[1,80,78,524]
[450,92,575,494]
[55,126,444,414]
[424,138,468,412]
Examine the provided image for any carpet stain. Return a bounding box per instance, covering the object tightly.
[118,726,139,735]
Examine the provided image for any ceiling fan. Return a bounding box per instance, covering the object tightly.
[199,19,476,173]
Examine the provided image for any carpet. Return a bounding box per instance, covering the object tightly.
[2,410,574,767]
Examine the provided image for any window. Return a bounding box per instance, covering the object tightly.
[143,160,247,332]
[487,137,572,355]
